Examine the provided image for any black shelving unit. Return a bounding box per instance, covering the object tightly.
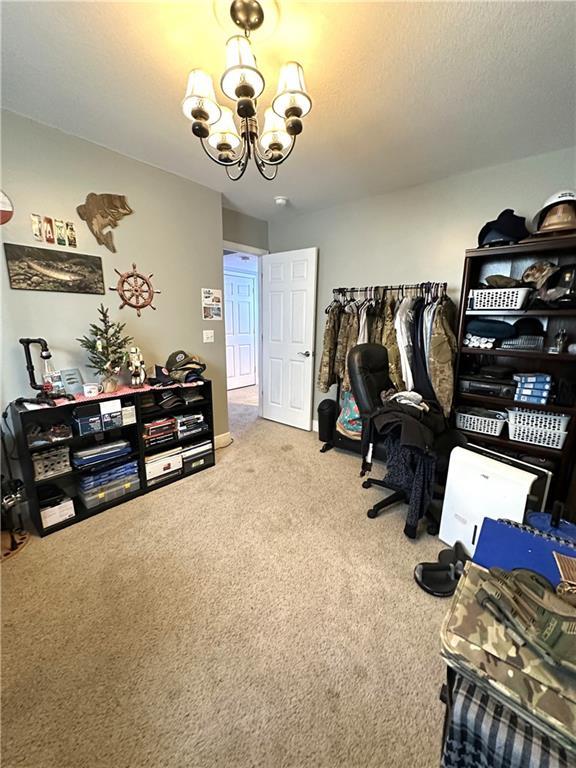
[454,235,576,517]
[11,382,215,536]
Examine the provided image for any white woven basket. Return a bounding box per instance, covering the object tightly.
[456,410,506,436]
[467,287,531,311]
[508,423,567,450]
[507,409,571,432]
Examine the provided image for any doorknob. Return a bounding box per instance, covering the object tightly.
[298,351,311,357]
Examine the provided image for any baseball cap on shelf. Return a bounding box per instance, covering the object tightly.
[522,260,559,289]
[166,350,198,371]
[156,391,184,410]
[477,209,529,247]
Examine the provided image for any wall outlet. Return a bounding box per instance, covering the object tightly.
[203,330,215,343]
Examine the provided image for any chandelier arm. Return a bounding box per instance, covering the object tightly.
[254,157,278,181]
[252,135,297,167]
[225,158,250,181]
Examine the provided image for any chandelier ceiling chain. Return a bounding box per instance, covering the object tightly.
[182,0,311,181]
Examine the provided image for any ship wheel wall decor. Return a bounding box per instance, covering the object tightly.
[110,263,161,317]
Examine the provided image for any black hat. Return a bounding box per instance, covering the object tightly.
[478,209,529,247]
[466,319,516,340]
[513,318,544,336]
[155,365,173,384]
[156,391,184,410]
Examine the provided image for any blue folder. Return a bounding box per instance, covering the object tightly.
[473,518,576,587]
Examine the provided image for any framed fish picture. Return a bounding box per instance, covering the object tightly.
[4,244,105,295]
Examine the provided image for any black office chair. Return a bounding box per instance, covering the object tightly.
[348,343,466,524]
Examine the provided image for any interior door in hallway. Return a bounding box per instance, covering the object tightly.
[261,248,318,430]
[224,272,256,390]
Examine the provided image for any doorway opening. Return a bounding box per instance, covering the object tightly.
[223,245,263,432]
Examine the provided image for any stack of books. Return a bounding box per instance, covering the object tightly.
[175,413,207,438]
[513,373,552,405]
[142,417,176,448]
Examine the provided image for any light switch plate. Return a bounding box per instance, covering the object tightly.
[203,330,215,343]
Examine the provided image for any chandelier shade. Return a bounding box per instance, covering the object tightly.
[207,106,242,150]
[260,107,291,152]
[182,0,311,181]
[182,69,222,124]
[272,62,312,118]
[221,35,265,100]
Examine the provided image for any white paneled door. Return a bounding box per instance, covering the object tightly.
[262,248,318,430]
[224,272,256,390]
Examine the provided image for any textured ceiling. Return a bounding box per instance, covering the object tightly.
[2,2,575,221]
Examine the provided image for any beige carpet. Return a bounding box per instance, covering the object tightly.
[228,384,259,407]
[2,399,449,768]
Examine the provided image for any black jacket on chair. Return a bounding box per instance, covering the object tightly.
[348,343,466,538]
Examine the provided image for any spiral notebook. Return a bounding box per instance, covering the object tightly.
[473,518,576,587]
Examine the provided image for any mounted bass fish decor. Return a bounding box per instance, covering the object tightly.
[76,193,133,253]
[3,244,105,295]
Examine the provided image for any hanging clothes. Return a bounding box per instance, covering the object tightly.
[315,283,453,417]
[422,301,436,367]
[334,308,351,381]
[410,296,436,401]
[341,303,359,391]
[394,297,417,391]
[369,292,386,345]
[382,298,405,391]
[357,299,370,345]
[428,297,458,417]
[317,304,342,393]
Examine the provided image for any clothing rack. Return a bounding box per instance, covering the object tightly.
[331,282,447,296]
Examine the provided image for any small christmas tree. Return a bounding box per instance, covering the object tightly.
[77,304,133,378]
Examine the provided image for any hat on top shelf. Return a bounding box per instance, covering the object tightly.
[477,209,529,247]
[165,351,206,384]
[531,190,576,236]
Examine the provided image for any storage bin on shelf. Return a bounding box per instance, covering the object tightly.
[466,287,531,311]
[32,446,71,481]
[506,408,570,450]
[508,424,567,450]
[79,474,140,510]
[455,408,507,436]
[506,409,571,432]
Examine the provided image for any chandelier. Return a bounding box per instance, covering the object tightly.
[182,0,312,181]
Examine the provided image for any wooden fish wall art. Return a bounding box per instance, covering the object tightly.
[76,193,133,253]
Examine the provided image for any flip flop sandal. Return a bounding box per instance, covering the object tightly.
[414,562,459,598]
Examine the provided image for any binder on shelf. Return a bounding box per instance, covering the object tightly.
[515,381,552,392]
[514,393,550,405]
[513,373,552,384]
[473,518,576,587]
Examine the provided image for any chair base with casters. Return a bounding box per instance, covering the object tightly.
[361,477,405,518]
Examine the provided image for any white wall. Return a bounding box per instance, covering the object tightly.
[1,112,234,433]
[269,147,576,412]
